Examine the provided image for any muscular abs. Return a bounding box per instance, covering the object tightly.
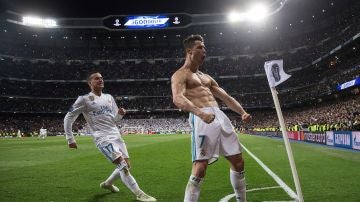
[185,71,218,108]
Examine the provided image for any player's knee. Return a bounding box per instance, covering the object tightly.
[112,156,123,164]
[193,161,208,178]
[124,158,131,169]
[195,170,206,178]
[232,157,244,172]
[116,159,129,171]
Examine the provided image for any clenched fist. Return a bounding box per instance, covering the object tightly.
[200,112,215,124]
[118,108,126,116]
[241,113,252,123]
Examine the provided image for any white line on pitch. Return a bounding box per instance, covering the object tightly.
[262,200,297,202]
[241,143,298,200]
[218,144,298,202]
[247,186,281,192]
[219,186,282,202]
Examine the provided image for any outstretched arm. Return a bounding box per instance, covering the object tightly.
[209,76,251,122]
[171,71,215,123]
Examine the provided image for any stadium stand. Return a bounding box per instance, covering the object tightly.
[0,1,359,136]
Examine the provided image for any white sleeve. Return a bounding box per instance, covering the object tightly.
[111,95,123,123]
[64,96,86,144]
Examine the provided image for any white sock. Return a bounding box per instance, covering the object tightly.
[118,166,142,195]
[230,169,246,202]
[184,175,203,202]
[104,168,120,185]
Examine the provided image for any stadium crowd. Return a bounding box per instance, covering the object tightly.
[0,92,359,137]
[0,1,359,137]
[0,1,359,64]
[1,18,359,80]
[240,95,360,132]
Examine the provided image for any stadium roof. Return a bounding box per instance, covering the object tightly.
[1,0,356,18]
[1,0,358,34]
[1,0,261,17]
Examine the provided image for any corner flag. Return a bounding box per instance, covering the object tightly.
[264,59,291,87]
[264,59,304,202]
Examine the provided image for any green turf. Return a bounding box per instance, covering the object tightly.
[0,134,359,201]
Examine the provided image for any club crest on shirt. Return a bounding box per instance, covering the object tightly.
[89,95,94,101]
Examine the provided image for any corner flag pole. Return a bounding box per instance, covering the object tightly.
[270,87,304,202]
[264,59,303,201]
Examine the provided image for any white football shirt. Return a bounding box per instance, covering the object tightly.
[64,92,123,145]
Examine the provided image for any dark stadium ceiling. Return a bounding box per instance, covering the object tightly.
[0,0,356,18]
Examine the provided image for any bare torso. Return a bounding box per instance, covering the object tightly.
[180,68,218,108]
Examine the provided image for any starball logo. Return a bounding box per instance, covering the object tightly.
[354,136,360,147]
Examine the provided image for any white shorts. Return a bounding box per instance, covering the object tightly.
[96,137,129,162]
[189,107,242,164]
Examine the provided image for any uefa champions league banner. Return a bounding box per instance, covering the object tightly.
[326,131,334,146]
[324,131,360,150]
[333,131,352,149]
[352,131,360,150]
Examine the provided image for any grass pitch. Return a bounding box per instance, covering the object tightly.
[0,134,359,201]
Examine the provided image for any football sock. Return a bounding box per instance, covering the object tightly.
[230,169,246,202]
[184,175,203,202]
[104,168,120,185]
[119,167,142,195]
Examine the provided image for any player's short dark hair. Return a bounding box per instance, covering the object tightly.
[183,34,204,50]
[87,70,101,81]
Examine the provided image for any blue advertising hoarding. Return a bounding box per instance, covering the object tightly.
[337,77,360,91]
[333,131,352,149]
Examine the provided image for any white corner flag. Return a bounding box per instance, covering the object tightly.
[264,59,304,202]
[264,59,291,87]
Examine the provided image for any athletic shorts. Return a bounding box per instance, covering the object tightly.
[189,107,242,164]
[96,136,129,162]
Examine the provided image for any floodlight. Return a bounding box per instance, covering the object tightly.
[246,3,268,22]
[227,11,246,22]
[22,16,57,28]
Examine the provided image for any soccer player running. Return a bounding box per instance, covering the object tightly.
[171,35,252,202]
[64,71,156,202]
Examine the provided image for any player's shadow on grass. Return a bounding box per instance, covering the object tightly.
[87,192,114,202]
